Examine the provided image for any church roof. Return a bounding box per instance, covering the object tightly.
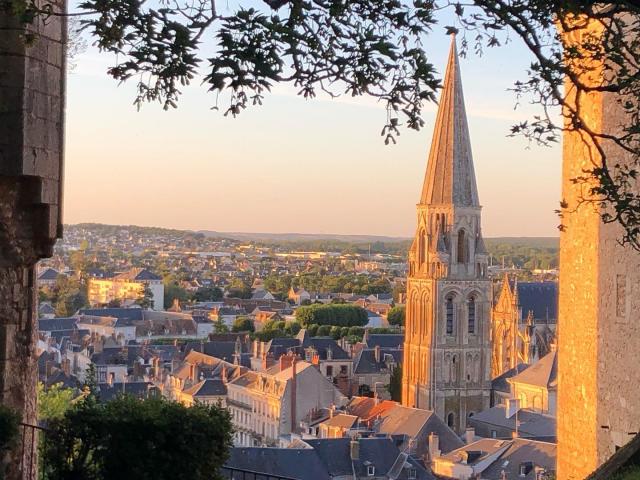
[509,350,557,389]
[516,282,558,321]
[420,35,480,207]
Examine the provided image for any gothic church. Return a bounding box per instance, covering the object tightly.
[401,35,491,433]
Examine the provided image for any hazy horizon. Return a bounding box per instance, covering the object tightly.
[64,8,561,238]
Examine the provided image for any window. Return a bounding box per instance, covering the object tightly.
[457,230,467,264]
[447,412,455,429]
[491,430,497,438]
[326,366,333,377]
[468,296,476,334]
[446,296,454,335]
[408,468,417,479]
[340,365,348,374]
[367,466,375,476]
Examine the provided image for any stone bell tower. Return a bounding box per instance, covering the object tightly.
[401,35,491,433]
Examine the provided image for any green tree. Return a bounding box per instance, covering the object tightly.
[306,324,319,337]
[387,306,405,327]
[194,287,223,302]
[164,279,190,309]
[214,318,229,333]
[136,284,154,309]
[42,396,233,480]
[226,278,252,299]
[295,304,368,327]
[231,317,254,333]
[37,382,75,421]
[388,365,402,402]
[50,275,89,316]
[317,325,332,337]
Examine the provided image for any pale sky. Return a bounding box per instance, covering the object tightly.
[64,11,562,238]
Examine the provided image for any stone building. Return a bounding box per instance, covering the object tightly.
[88,268,164,310]
[491,275,558,378]
[557,14,640,480]
[401,35,491,433]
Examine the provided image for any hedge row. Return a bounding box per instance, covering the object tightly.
[295,304,368,327]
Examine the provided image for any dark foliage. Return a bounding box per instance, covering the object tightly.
[42,396,233,480]
[387,305,405,326]
[0,405,19,480]
[295,303,368,327]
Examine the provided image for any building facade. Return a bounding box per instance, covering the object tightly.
[401,35,491,433]
[88,268,164,310]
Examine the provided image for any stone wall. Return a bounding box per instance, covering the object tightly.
[0,2,65,478]
[557,17,640,480]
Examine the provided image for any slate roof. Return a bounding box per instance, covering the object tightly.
[377,405,464,454]
[420,35,480,207]
[114,268,161,281]
[79,308,144,321]
[45,370,79,390]
[183,378,227,397]
[481,438,556,479]
[354,349,402,374]
[225,448,327,479]
[469,405,556,440]
[306,437,434,479]
[38,317,77,332]
[510,351,557,389]
[96,382,155,402]
[517,282,558,321]
[307,337,350,361]
[38,268,60,281]
[185,341,238,362]
[491,363,529,394]
[38,302,56,315]
[364,334,404,349]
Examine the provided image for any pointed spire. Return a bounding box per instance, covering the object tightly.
[420,34,480,207]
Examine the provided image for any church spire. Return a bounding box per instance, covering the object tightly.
[420,34,480,207]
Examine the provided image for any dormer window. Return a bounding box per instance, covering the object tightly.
[367,465,375,476]
[408,468,417,479]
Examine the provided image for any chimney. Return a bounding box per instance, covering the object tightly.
[152,357,160,378]
[253,339,258,358]
[506,397,521,419]
[290,356,297,434]
[189,364,196,381]
[221,365,228,383]
[329,404,335,418]
[374,345,381,363]
[428,433,441,459]
[465,427,475,444]
[280,353,295,372]
[350,439,360,461]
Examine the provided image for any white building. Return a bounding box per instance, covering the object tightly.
[227,355,345,447]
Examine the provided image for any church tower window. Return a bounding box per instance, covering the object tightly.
[457,230,468,264]
[468,296,476,334]
[446,296,454,335]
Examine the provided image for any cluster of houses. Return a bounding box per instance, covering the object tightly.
[37,296,557,479]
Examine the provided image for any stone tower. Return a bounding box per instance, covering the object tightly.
[557,16,640,480]
[401,35,491,433]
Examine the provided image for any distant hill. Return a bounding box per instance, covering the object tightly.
[197,230,410,243]
[485,237,559,249]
